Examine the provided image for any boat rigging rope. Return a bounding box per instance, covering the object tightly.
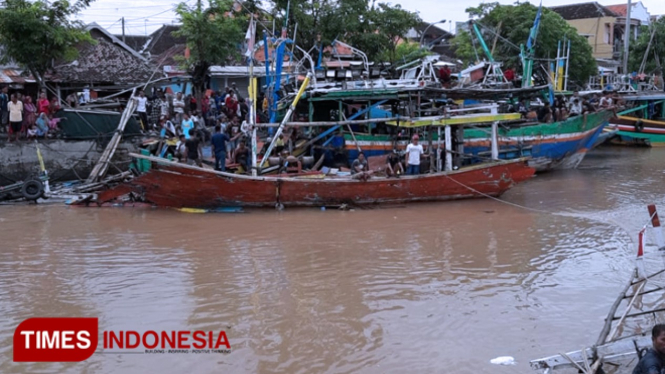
[441,171,650,249]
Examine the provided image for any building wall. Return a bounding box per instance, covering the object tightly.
[566,16,617,60]
[631,2,651,25]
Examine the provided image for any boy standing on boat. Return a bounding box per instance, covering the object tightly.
[633,324,665,374]
[405,135,424,175]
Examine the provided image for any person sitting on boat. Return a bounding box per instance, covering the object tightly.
[405,134,425,175]
[386,149,404,177]
[516,99,528,119]
[159,116,177,139]
[351,152,373,181]
[234,141,251,173]
[582,99,596,114]
[537,102,553,123]
[553,96,568,121]
[184,132,203,167]
[599,92,614,108]
[439,65,452,87]
[568,98,583,117]
[275,134,286,154]
[632,324,665,374]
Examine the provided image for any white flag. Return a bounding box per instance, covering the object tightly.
[245,16,256,59]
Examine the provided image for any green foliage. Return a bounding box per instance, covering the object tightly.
[173,0,245,93]
[268,0,420,64]
[382,41,431,66]
[628,17,665,74]
[0,0,94,84]
[452,3,596,86]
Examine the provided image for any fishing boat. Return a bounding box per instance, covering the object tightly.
[530,204,665,373]
[608,93,665,146]
[91,153,534,208]
[343,110,613,172]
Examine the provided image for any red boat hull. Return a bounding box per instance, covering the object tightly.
[96,156,535,208]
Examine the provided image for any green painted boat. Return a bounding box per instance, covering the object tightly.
[55,108,143,140]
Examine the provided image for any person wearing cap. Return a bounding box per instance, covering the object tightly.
[405,134,424,175]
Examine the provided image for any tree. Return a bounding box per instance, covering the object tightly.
[267,0,419,64]
[173,0,245,99]
[0,0,94,86]
[628,17,665,75]
[380,41,431,66]
[368,3,421,64]
[452,3,596,87]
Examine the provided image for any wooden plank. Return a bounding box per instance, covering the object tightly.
[386,113,521,127]
[86,89,138,183]
[530,334,651,371]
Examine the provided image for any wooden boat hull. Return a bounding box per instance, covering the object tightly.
[344,111,612,172]
[95,156,535,208]
[610,116,665,147]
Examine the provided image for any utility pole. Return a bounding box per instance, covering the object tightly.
[623,0,632,74]
[121,17,125,43]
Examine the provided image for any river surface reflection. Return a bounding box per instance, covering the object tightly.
[1,146,664,373]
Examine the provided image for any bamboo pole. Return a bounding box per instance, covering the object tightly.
[607,280,646,342]
[260,73,311,169]
[595,268,637,346]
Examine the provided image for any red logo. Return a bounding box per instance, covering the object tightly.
[13,318,98,362]
[13,317,232,362]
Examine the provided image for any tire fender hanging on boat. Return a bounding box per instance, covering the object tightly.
[21,179,44,201]
[634,119,644,132]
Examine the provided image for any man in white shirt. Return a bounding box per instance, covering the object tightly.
[8,94,23,142]
[599,93,614,108]
[134,90,149,131]
[173,92,185,125]
[405,134,424,175]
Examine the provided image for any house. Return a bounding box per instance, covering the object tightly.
[606,2,651,26]
[49,23,154,93]
[550,2,648,69]
[407,22,455,58]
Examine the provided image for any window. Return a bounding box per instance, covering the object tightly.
[604,23,611,44]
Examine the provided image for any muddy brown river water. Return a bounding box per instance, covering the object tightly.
[1,146,664,374]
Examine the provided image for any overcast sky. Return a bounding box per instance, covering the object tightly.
[76,0,665,37]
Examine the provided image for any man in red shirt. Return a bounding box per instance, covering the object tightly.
[504,67,515,82]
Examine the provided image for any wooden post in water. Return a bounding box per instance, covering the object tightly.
[444,125,452,171]
[437,127,442,172]
[491,122,499,160]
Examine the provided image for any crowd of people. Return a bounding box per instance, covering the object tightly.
[511,90,619,123]
[0,87,63,142]
[148,82,288,174]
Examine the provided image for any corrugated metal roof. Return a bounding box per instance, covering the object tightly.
[208,66,268,77]
[0,69,35,84]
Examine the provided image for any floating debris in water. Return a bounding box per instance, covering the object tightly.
[490,356,516,365]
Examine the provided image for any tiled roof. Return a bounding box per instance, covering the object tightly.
[114,35,150,53]
[549,2,618,20]
[50,26,153,84]
[144,25,187,56]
